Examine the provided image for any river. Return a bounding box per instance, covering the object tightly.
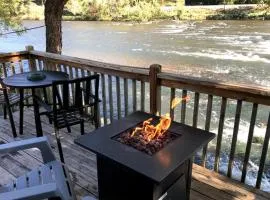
[1,20,270,191]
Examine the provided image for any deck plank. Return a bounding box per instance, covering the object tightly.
[0,109,269,200]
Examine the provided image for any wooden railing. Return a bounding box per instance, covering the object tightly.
[1,46,270,191]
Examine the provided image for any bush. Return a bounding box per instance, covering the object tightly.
[85,0,163,21]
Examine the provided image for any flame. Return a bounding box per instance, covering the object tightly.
[171,96,190,109]
[131,96,190,142]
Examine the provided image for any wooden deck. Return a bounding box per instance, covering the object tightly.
[0,109,269,200]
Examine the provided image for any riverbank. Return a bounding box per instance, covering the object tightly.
[23,3,270,21]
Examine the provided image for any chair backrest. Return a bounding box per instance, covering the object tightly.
[0,77,9,102]
[52,74,99,115]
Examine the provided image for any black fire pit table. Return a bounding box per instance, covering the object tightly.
[75,111,215,200]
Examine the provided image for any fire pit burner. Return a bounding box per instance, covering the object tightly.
[113,124,181,155]
[75,111,215,200]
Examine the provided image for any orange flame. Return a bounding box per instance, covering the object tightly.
[131,96,190,142]
[171,96,190,109]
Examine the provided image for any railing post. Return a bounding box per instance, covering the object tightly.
[25,45,36,71]
[149,64,161,115]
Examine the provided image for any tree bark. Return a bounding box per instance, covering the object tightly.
[45,0,68,54]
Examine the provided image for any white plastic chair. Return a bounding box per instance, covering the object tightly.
[0,136,95,200]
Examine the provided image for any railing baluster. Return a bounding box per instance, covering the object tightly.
[68,66,75,103]
[11,62,15,75]
[227,99,242,177]
[116,76,121,119]
[86,70,93,94]
[75,67,79,78]
[141,81,145,112]
[214,97,227,172]
[108,75,114,123]
[3,63,7,78]
[19,60,24,73]
[132,79,137,112]
[0,63,3,77]
[170,88,176,120]
[124,78,128,116]
[81,69,85,77]
[256,113,270,189]
[193,92,200,128]
[101,74,107,125]
[80,69,90,115]
[181,90,187,124]
[241,103,258,183]
[55,64,60,72]
[38,59,43,70]
[61,65,68,76]
[201,94,213,167]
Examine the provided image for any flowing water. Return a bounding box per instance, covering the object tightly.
[1,20,270,191]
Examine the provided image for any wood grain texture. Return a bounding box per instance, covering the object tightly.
[241,103,258,183]
[132,79,137,112]
[201,94,213,167]
[227,100,242,178]
[124,78,129,116]
[214,97,227,172]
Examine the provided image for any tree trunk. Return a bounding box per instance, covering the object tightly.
[45,0,68,54]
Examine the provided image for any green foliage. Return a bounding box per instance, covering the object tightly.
[78,0,163,21]
[0,0,30,34]
[207,5,270,19]
[22,2,44,20]
[65,0,90,16]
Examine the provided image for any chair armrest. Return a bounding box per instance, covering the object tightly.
[0,136,56,163]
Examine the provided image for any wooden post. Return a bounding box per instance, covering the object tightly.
[25,45,36,72]
[25,45,34,51]
[149,64,161,115]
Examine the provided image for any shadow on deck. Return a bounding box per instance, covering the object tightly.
[0,109,269,200]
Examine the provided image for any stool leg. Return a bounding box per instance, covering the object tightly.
[3,104,7,119]
[3,90,17,137]
[94,104,99,129]
[55,130,65,164]
[19,89,24,135]
[81,120,84,135]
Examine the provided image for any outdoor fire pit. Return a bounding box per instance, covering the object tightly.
[75,111,215,200]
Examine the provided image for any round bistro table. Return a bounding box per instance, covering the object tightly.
[3,71,69,137]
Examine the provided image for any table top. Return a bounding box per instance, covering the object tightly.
[3,71,69,89]
[75,111,216,183]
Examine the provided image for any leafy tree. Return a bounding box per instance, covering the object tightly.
[0,0,29,35]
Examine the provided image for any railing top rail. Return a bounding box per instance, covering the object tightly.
[159,72,270,105]
[0,51,29,62]
[30,50,150,81]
